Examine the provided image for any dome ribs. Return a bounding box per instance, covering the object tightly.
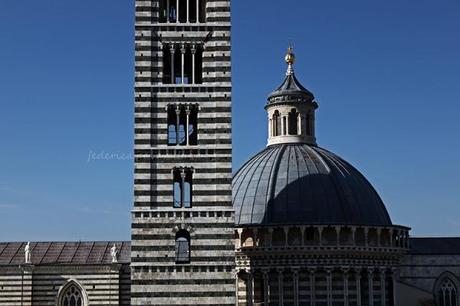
[233,147,275,224]
[265,145,287,224]
[304,145,343,224]
[233,144,392,227]
[249,146,280,224]
[294,145,315,219]
[324,148,392,225]
[272,145,291,223]
[313,147,362,225]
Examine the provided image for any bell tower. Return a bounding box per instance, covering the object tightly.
[266,47,319,146]
[131,0,234,305]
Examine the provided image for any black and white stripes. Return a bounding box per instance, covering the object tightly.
[132,0,235,305]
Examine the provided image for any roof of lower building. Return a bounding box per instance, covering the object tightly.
[233,143,392,226]
[0,241,130,266]
[409,237,460,255]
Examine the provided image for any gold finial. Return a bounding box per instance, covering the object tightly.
[285,45,295,65]
[285,44,295,75]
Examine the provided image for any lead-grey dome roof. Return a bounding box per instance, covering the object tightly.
[267,73,315,103]
[233,144,392,226]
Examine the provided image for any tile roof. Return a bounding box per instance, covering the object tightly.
[0,241,130,266]
[409,237,460,255]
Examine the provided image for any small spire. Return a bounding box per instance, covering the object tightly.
[285,44,295,75]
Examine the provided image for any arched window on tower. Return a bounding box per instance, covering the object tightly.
[172,167,193,208]
[273,110,281,136]
[199,0,206,22]
[183,46,192,84]
[178,109,187,145]
[162,44,203,85]
[178,0,187,23]
[162,45,172,84]
[188,107,198,145]
[58,281,86,306]
[188,0,197,23]
[162,44,180,84]
[191,44,203,84]
[167,104,198,146]
[175,230,191,263]
[167,106,178,145]
[438,278,458,306]
[288,108,298,135]
[174,45,182,84]
[158,0,206,23]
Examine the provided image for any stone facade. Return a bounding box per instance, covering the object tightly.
[0,242,130,306]
[2,239,460,305]
[131,0,235,305]
[234,224,409,306]
[1,2,460,306]
[396,238,460,306]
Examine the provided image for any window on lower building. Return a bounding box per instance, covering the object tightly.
[172,167,193,208]
[58,282,85,306]
[439,278,457,306]
[175,230,191,263]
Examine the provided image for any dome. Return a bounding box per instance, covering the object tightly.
[233,144,392,226]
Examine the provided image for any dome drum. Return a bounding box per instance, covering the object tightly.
[236,266,397,306]
[235,224,410,252]
[235,222,410,306]
[266,104,317,146]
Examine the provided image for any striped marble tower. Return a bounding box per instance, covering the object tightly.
[131,0,234,305]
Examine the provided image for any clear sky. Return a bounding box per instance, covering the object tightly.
[0,0,459,241]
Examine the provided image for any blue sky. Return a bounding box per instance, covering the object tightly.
[0,0,459,241]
